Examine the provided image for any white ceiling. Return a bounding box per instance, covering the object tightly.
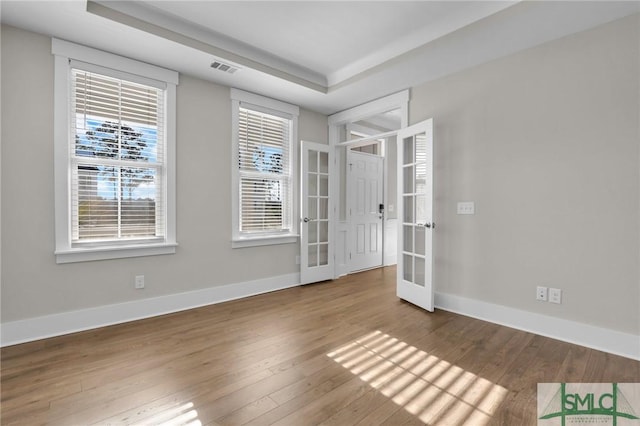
[2,1,639,115]
[137,1,516,86]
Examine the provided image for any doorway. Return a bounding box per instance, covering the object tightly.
[328,90,409,277]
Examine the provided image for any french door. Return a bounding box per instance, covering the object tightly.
[300,141,333,284]
[397,119,434,311]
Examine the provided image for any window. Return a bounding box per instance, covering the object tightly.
[53,39,178,263]
[231,89,299,248]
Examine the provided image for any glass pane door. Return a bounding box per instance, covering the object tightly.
[397,119,434,311]
[306,149,329,268]
[301,141,333,284]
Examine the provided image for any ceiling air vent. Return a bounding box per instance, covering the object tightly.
[211,61,240,74]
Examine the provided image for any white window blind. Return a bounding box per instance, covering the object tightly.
[70,68,165,244]
[238,106,292,233]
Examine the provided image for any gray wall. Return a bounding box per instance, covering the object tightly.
[0,25,328,323]
[2,13,639,338]
[409,14,639,334]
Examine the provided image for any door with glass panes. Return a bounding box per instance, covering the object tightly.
[396,119,434,311]
[300,141,333,284]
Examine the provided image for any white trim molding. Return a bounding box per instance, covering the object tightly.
[435,292,640,361]
[230,89,300,248]
[328,90,409,127]
[383,218,398,266]
[52,38,179,84]
[3,278,638,361]
[52,38,179,263]
[1,273,300,347]
[328,90,409,280]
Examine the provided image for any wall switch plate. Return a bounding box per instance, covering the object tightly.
[135,275,145,289]
[549,288,562,304]
[457,201,475,215]
[536,286,548,301]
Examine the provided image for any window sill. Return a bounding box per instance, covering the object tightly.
[232,234,298,249]
[55,242,178,264]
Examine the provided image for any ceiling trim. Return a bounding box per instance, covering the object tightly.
[4,1,631,115]
[87,1,328,94]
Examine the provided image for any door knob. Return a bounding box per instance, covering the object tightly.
[303,217,313,223]
[425,223,431,228]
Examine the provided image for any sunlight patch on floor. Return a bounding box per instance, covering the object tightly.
[135,402,202,426]
[327,330,508,425]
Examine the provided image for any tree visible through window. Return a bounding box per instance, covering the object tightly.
[53,39,177,262]
[71,69,164,243]
[237,107,292,233]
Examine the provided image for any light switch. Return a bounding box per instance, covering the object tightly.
[457,201,475,215]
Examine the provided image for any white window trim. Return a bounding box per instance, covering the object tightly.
[52,39,178,263]
[230,88,299,248]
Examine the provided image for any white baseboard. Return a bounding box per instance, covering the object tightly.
[3,276,638,361]
[0,273,300,347]
[435,292,640,361]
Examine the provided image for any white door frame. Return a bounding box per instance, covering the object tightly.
[328,90,409,278]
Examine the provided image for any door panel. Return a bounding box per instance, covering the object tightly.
[397,119,434,312]
[301,141,333,284]
[347,150,384,272]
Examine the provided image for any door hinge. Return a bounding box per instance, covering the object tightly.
[349,252,352,260]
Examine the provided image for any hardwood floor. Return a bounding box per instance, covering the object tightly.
[2,267,639,425]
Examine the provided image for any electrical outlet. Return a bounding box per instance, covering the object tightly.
[536,286,548,301]
[457,201,475,215]
[549,288,562,304]
[135,275,145,289]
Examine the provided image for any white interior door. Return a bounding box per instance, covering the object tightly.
[300,141,333,284]
[397,119,434,311]
[347,150,384,272]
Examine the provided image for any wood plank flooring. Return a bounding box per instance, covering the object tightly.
[2,266,639,425]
